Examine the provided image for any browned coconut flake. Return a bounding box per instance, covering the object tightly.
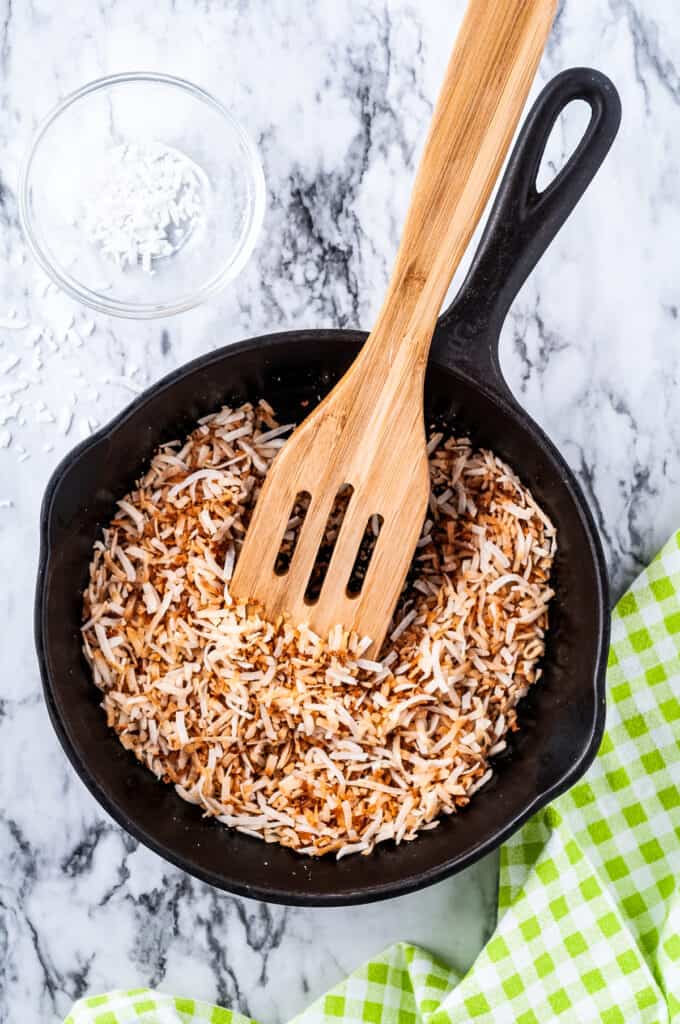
[82,400,556,858]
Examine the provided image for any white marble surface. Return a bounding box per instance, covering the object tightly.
[1,1,679,1021]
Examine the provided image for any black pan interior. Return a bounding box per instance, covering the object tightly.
[37,330,608,905]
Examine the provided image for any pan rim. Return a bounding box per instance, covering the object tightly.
[35,328,610,906]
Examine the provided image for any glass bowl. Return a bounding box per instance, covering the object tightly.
[20,73,265,318]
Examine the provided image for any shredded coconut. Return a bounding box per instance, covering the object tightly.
[82,400,556,859]
[83,141,207,273]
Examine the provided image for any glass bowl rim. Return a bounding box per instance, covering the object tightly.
[19,71,266,319]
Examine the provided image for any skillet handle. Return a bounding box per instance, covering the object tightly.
[433,67,621,395]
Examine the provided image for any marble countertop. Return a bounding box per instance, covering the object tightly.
[1,1,679,1020]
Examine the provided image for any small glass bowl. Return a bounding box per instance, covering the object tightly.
[20,73,265,318]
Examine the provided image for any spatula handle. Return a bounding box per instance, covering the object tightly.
[369,0,557,366]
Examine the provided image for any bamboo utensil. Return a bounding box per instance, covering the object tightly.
[232,0,557,652]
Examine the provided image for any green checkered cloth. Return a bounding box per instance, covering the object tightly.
[66,532,680,1024]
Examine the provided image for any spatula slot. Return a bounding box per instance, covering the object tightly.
[346,514,384,598]
[303,484,354,606]
[274,490,311,576]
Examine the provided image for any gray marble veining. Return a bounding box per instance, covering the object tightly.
[1,1,678,1021]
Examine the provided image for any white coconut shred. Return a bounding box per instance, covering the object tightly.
[83,141,207,273]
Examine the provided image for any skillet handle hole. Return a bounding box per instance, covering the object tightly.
[535,98,592,194]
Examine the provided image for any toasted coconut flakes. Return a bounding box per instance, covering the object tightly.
[142,581,161,614]
[426,432,444,454]
[468,768,493,795]
[118,499,145,533]
[390,608,417,642]
[336,840,370,860]
[175,710,189,747]
[167,469,228,499]
[116,547,137,582]
[146,586,175,635]
[219,424,252,442]
[356,658,385,673]
[83,400,555,858]
[94,623,118,666]
[256,423,295,443]
[223,543,236,581]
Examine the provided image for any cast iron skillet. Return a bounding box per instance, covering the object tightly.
[36,68,621,906]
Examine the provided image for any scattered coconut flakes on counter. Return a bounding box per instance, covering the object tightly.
[0,282,103,461]
[0,314,29,330]
[0,284,143,468]
[82,399,556,859]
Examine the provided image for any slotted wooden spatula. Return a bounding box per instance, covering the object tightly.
[232,0,557,652]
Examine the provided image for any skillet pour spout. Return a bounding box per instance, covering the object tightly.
[36,68,621,906]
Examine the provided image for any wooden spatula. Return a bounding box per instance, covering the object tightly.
[232,0,557,653]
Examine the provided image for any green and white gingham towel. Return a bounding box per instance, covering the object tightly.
[67,532,680,1024]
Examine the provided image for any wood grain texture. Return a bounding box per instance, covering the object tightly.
[231,0,557,652]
